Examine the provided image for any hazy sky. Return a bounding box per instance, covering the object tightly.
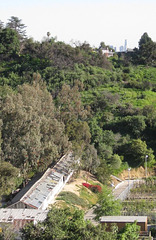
[1,0,156,50]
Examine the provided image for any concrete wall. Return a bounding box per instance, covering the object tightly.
[41,176,64,210]
[41,171,74,209]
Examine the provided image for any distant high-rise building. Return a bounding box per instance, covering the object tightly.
[119,40,127,52]
[124,39,127,51]
[108,45,117,52]
[119,46,124,52]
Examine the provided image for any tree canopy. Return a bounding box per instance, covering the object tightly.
[22,207,116,240]
[94,186,122,220]
[0,27,19,59]
[0,17,156,203]
[0,80,69,175]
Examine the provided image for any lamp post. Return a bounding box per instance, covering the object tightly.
[128,167,131,198]
[145,155,148,178]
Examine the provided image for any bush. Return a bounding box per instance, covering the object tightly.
[82,183,102,192]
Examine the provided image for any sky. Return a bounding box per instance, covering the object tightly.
[0,0,156,50]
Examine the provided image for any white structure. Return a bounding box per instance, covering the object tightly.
[8,152,77,210]
[0,208,48,230]
[102,48,114,57]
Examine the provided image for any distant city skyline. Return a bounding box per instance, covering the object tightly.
[0,0,156,50]
[109,39,129,52]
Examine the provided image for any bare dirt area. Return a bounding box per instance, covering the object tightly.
[52,170,101,209]
[62,170,100,196]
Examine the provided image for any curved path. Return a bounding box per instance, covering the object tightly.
[84,179,136,225]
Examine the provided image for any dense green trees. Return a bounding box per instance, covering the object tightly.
[56,83,89,124]
[121,139,155,167]
[22,207,116,240]
[132,32,156,66]
[138,33,156,65]
[21,207,140,240]
[0,16,156,201]
[0,27,19,60]
[0,80,69,175]
[0,17,156,239]
[118,221,140,240]
[0,162,19,198]
[94,186,122,219]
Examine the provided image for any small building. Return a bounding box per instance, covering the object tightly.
[100,216,147,232]
[0,208,48,231]
[102,48,114,57]
[8,152,77,210]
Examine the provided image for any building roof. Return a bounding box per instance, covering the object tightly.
[53,152,74,177]
[100,216,147,223]
[20,168,63,209]
[0,209,48,223]
[9,152,75,209]
[10,173,42,205]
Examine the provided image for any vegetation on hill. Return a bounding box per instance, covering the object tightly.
[0,16,156,202]
[21,207,140,240]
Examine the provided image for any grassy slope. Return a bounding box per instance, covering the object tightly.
[53,171,101,210]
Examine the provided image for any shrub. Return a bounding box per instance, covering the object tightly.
[82,183,102,192]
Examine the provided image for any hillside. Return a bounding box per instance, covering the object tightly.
[52,168,153,210]
[53,171,102,210]
[0,18,156,202]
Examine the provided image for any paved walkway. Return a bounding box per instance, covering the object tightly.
[113,180,134,200]
[84,180,135,224]
[84,206,99,225]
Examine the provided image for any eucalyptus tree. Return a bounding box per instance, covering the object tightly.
[0,80,69,174]
[0,161,19,198]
